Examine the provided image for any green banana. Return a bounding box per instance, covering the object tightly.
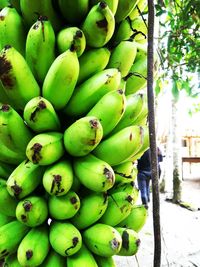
[42,159,73,196]
[0,80,11,104]
[0,179,18,217]
[23,97,61,133]
[83,223,122,257]
[107,41,137,77]
[3,253,21,267]
[117,204,148,232]
[49,221,82,256]
[58,0,89,24]
[17,225,50,267]
[131,17,147,44]
[0,0,9,9]
[42,48,79,110]
[77,48,110,85]
[90,0,119,15]
[0,45,40,111]
[125,54,147,95]
[115,227,140,256]
[57,27,86,57]
[71,175,81,193]
[0,214,13,228]
[87,90,126,137]
[93,125,144,166]
[129,0,147,20]
[0,220,29,259]
[16,196,48,227]
[99,191,133,226]
[131,94,148,125]
[20,0,62,32]
[95,255,116,267]
[0,104,33,153]
[109,93,145,135]
[71,192,108,229]
[10,0,21,13]
[25,16,56,84]
[113,161,137,183]
[67,244,98,267]
[112,18,133,45]
[42,250,65,267]
[0,141,25,165]
[0,6,26,55]
[115,0,139,22]
[82,2,115,48]
[48,191,80,220]
[26,132,64,166]
[64,116,103,157]
[73,154,115,192]
[109,181,139,199]
[0,161,15,180]
[64,68,121,117]
[7,159,45,199]
[127,125,149,162]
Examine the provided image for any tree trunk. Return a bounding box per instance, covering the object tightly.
[172,95,182,203]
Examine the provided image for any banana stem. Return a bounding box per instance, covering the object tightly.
[147,1,161,267]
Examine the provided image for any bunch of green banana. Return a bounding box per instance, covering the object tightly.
[0,1,151,264]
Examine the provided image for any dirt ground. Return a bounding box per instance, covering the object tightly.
[115,176,200,267]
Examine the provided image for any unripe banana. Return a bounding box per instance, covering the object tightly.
[64,68,121,117]
[87,90,126,137]
[17,225,50,267]
[115,227,141,256]
[7,159,45,199]
[58,0,89,24]
[82,2,115,48]
[71,175,81,193]
[131,94,148,125]
[49,221,82,256]
[129,0,147,20]
[0,214,13,228]
[3,253,21,267]
[131,17,147,44]
[71,192,108,229]
[125,54,147,95]
[83,223,122,257]
[107,41,137,77]
[26,16,56,84]
[0,0,9,9]
[49,191,80,220]
[20,0,62,31]
[42,48,79,110]
[0,220,29,259]
[0,179,18,217]
[42,250,65,267]
[90,0,119,15]
[117,204,148,232]
[109,93,145,135]
[57,27,86,57]
[0,46,40,111]
[0,6,26,55]
[73,154,115,192]
[0,161,15,180]
[77,48,110,85]
[0,141,25,165]
[16,196,48,227]
[0,80,12,105]
[93,125,144,166]
[95,255,116,267]
[0,104,33,153]
[99,191,133,226]
[67,244,98,267]
[109,181,138,198]
[112,18,133,45]
[115,0,139,22]
[10,0,21,13]
[23,97,61,133]
[26,132,64,166]
[64,116,103,157]
[113,161,137,183]
[43,159,73,196]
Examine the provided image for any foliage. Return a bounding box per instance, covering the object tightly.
[155,0,200,99]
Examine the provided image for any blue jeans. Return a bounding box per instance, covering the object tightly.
[137,172,151,204]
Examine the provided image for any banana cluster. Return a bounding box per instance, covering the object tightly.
[0,0,154,266]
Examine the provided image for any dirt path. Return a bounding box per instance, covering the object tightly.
[115,178,200,267]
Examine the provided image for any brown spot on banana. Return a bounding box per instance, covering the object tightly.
[26,250,33,260]
[110,238,121,250]
[103,167,114,184]
[31,143,42,164]
[122,230,129,250]
[0,47,14,88]
[30,100,47,121]
[23,200,33,212]
[11,181,22,198]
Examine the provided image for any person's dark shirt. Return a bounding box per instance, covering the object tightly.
[137,149,151,172]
